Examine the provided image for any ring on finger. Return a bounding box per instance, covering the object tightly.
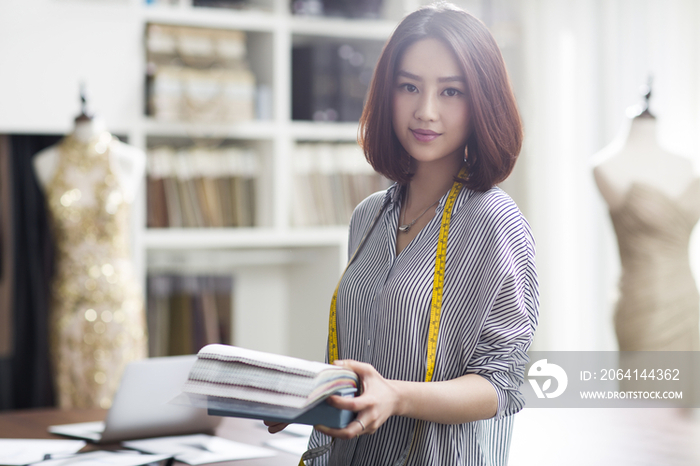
[354,419,366,432]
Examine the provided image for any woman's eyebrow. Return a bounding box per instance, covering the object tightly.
[438,76,466,83]
[396,70,465,83]
[397,70,421,81]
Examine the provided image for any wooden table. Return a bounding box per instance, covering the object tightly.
[0,408,302,465]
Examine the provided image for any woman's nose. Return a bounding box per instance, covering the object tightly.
[415,92,438,122]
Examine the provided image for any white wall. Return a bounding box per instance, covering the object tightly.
[0,0,143,134]
[520,0,700,351]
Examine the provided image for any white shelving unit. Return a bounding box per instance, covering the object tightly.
[133,0,402,361]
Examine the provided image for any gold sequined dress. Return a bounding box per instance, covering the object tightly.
[46,132,146,409]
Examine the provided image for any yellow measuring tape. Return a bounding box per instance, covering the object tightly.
[301,169,466,466]
[424,173,463,382]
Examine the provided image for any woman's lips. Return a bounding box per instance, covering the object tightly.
[410,128,441,142]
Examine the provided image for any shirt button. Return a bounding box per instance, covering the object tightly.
[367,339,371,346]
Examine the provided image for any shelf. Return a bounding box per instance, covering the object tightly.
[290,121,360,141]
[141,5,280,32]
[142,6,396,39]
[289,16,395,40]
[143,121,363,142]
[143,119,277,141]
[146,247,329,272]
[143,227,347,249]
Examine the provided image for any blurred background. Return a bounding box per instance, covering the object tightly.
[1,0,700,414]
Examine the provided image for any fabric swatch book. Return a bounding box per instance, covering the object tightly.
[181,344,359,428]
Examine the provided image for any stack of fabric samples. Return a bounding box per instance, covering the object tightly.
[182,344,359,427]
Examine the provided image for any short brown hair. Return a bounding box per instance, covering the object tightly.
[359,3,522,192]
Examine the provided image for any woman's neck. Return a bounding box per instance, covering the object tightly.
[406,157,463,209]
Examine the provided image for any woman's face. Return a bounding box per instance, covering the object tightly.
[392,38,470,170]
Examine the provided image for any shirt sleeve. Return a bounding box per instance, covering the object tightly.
[464,204,539,420]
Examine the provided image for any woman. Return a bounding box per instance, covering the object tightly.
[270,4,538,465]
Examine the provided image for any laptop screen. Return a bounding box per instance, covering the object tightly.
[50,355,221,443]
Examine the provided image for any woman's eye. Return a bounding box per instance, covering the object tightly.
[443,88,462,97]
[400,83,418,93]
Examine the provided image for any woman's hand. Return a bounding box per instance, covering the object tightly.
[263,420,289,433]
[266,362,497,438]
[314,359,400,440]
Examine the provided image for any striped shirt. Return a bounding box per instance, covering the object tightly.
[307,182,539,466]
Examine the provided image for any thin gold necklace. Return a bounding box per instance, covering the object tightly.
[398,186,439,233]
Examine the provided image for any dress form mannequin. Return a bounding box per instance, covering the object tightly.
[593,99,700,351]
[34,109,147,409]
[33,118,144,202]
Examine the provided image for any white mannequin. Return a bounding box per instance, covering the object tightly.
[592,108,698,208]
[592,102,700,352]
[33,117,145,202]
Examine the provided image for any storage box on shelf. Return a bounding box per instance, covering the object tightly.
[147,274,234,357]
[146,143,259,229]
[144,0,276,15]
[291,142,390,227]
[145,23,265,123]
[291,38,384,123]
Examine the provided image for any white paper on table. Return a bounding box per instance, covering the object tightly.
[0,439,86,465]
[264,437,311,456]
[123,434,276,465]
[27,450,172,466]
[47,421,105,442]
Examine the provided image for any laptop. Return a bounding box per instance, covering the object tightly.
[49,355,221,443]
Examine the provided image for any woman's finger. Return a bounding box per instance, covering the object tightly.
[314,417,367,440]
[326,393,372,412]
[263,421,289,433]
[335,359,375,378]
[336,359,380,397]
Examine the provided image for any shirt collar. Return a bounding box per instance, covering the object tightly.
[384,179,475,214]
[385,182,402,211]
[438,181,473,212]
